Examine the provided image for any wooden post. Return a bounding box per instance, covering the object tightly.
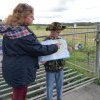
[96,24,100,76]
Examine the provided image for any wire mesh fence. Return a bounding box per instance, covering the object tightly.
[62,28,97,78]
[37,27,97,78]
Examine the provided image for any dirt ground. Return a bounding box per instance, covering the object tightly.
[62,83,100,100]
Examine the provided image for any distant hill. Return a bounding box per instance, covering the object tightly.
[33,22,100,26]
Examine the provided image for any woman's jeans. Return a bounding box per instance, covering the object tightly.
[46,70,64,100]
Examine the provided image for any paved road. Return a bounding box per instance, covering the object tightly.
[62,83,100,100]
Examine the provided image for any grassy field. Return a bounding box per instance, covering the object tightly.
[0,24,97,77]
[29,24,97,77]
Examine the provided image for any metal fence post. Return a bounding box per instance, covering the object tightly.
[96,24,100,77]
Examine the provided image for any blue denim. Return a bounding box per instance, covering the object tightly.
[46,70,64,100]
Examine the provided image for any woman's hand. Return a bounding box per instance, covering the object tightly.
[55,43,61,49]
[40,61,47,64]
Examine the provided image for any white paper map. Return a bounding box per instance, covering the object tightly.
[39,39,70,62]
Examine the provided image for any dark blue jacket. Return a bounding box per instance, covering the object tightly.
[2,32,58,88]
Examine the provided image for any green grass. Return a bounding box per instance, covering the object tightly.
[29,25,97,78]
[0,24,98,82]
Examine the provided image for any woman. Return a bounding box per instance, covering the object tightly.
[0,3,60,100]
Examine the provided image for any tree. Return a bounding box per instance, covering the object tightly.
[0,19,2,22]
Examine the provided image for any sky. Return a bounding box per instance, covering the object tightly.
[0,0,100,24]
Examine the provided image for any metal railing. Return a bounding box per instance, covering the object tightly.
[0,24,100,100]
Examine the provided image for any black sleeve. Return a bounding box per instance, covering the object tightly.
[19,34,58,56]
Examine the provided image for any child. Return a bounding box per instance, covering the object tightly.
[0,3,60,100]
[44,22,66,100]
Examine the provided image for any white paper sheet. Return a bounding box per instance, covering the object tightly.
[39,39,70,62]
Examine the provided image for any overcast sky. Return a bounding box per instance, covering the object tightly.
[0,0,100,24]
